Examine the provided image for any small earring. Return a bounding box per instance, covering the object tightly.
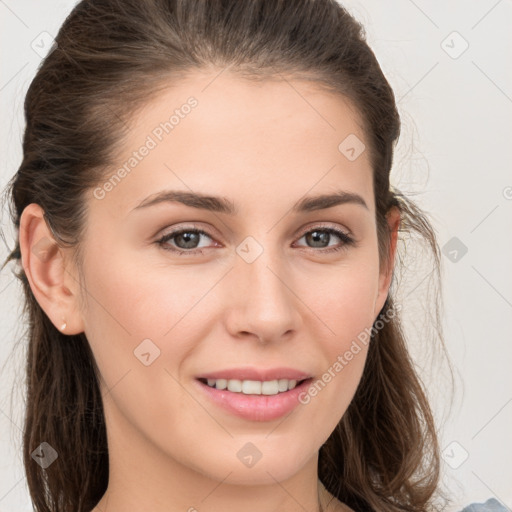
[60,320,67,331]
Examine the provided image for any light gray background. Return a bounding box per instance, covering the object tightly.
[1,1,511,510]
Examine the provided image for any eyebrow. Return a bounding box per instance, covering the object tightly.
[131,188,368,215]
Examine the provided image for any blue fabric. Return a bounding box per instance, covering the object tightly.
[459,498,509,511]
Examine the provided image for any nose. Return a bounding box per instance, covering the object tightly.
[224,242,301,344]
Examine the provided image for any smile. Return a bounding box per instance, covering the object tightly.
[195,377,314,422]
[198,377,305,395]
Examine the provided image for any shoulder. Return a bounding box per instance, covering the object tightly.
[458,498,509,512]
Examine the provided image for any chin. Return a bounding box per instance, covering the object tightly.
[187,441,314,486]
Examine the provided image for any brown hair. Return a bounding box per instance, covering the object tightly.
[1,0,453,511]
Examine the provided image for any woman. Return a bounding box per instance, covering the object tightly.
[1,0,506,511]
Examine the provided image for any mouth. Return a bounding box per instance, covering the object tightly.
[196,377,311,395]
[194,376,314,422]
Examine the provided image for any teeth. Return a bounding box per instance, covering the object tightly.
[204,378,300,395]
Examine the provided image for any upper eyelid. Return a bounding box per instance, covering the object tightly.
[158,224,215,241]
[298,223,352,238]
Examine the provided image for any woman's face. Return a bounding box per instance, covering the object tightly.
[70,71,397,487]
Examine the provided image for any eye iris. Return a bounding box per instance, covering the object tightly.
[176,231,200,249]
[306,230,330,248]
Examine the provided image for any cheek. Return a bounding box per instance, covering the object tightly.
[298,256,379,396]
[81,246,203,335]
[298,270,377,428]
[78,245,217,384]
[78,248,204,433]
[305,258,380,341]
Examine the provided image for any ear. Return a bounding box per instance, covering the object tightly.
[19,203,85,335]
[373,206,400,317]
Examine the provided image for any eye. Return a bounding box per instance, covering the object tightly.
[155,224,356,255]
[294,226,355,253]
[156,225,216,255]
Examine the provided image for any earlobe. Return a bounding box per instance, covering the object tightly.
[19,203,84,335]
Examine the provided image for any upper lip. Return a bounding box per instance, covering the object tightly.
[197,367,312,382]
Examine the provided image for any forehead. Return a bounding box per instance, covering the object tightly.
[91,70,374,217]
[139,70,367,144]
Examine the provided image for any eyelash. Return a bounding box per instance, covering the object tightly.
[155,224,356,256]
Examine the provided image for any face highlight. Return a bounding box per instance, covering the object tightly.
[68,71,396,503]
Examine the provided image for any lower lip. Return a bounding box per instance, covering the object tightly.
[195,378,313,422]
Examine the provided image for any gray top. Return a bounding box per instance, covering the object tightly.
[459,498,509,511]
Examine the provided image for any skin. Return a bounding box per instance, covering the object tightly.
[20,70,399,512]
